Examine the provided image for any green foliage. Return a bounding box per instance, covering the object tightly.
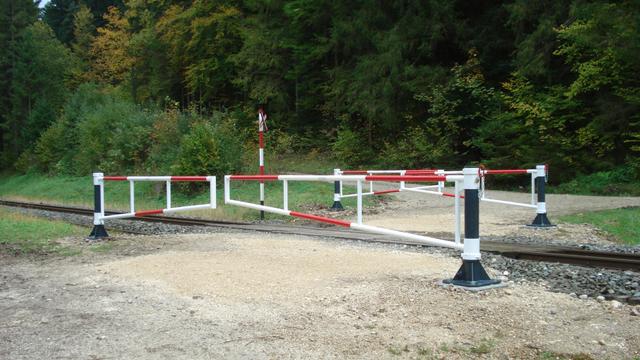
[550,167,640,196]
[332,126,373,167]
[6,22,74,166]
[172,118,243,179]
[4,0,640,190]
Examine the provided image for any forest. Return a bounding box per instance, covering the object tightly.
[1,0,639,184]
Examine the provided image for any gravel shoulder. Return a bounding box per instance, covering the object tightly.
[1,232,639,359]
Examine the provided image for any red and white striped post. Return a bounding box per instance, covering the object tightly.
[258,106,268,220]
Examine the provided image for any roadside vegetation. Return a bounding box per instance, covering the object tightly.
[0,208,85,255]
[560,207,640,245]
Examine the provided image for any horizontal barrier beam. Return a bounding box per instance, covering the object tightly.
[401,187,464,198]
[102,176,212,182]
[480,197,537,209]
[226,197,462,250]
[373,189,400,195]
[365,175,447,182]
[483,169,532,175]
[101,203,214,221]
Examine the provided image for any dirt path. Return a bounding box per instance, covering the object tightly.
[1,233,639,359]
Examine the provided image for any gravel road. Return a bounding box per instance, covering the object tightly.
[1,232,639,359]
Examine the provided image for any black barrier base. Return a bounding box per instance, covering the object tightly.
[443,260,501,288]
[330,201,344,211]
[528,213,554,227]
[87,225,109,240]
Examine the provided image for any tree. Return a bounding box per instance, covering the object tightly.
[8,22,73,162]
[43,0,79,44]
[89,6,133,85]
[70,3,94,83]
[0,0,39,166]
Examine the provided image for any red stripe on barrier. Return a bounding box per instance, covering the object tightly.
[373,189,400,195]
[342,170,369,175]
[170,176,208,181]
[405,170,437,175]
[259,131,264,148]
[259,165,264,175]
[290,211,351,227]
[135,209,163,217]
[484,169,529,175]
[442,192,464,198]
[103,176,127,181]
[365,175,446,182]
[230,175,279,181]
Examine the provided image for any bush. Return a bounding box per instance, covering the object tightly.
[332,126,373,167]
[380,127,445,169]
[551,167,640,195]
[172,118,243,180]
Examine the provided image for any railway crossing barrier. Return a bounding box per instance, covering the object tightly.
[225,168,500,287]
[331,164,552,227]
[88,172,216,240]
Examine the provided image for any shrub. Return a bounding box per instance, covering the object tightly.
[332,126,373,167]
[172,118,243,180]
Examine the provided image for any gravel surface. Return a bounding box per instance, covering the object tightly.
[1,232,639,359]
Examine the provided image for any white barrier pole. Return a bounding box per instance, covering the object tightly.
[129,180,135,213]
[283,180,288,211]
[356,180,363,225]
[166,181,172,209]
[454,180,461,245]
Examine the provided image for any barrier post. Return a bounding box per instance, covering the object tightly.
[258,107,267,220]
[530,164,553,227]
[444,167,500,288]
[330,168,344,210]
[88,172,109,240]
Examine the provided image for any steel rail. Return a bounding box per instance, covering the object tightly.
[1,199,638,271]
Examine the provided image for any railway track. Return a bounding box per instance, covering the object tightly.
[1,199,638,272]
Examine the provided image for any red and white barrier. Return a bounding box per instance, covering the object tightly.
[89,174,216,238]
[225,173,465,248]
[332,164,551,227]
[334,169,447,200]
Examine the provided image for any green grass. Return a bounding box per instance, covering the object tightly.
[0,208,85,255]
[560,207,640,245]
[0,172,378,222]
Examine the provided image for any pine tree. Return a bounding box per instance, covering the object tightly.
[0,0,38,166]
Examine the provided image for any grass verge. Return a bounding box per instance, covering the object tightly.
[0,208,85,255]
[559,207,640,245]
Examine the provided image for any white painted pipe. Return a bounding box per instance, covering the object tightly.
[454,180,461,245]
[283,180,288,211]
[166,180,171,209]
[350,223,463,250]
[356,180,363,225]
[129,180,135,213]
[227,199,291,216]
[480,197,537,209]
[164,204,211,214]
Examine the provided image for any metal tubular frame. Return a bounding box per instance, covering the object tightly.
[89,175,217,238]
[225,174,464,250]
